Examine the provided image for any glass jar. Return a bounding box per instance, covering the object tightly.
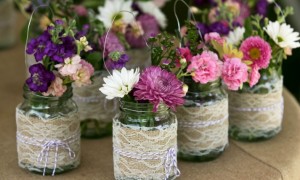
[176,78,228,162]
[113,101,180,180]
[73,71,117,138]
[125,48,151,69]
[16,85,80,176]
[229,73,283,141]
[0,0,15,49]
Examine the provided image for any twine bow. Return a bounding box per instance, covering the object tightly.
[37,140,76,176]
[165,148,180,180]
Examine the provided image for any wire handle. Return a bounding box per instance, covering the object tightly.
[173,0,203,47]
[102,10,150,75]
[24,5,54,76]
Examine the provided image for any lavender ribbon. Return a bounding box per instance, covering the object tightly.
[16,132,79,176]
[114,146,180,179]
[37,140,76,176]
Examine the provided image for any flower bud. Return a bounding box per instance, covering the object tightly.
[183,84,189,95]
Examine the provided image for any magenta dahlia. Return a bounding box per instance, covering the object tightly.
[240,36,272,69]
[134,66,185,111]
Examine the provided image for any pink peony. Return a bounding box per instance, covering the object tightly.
[204,32,225,45]
[178,47,193,62]
[187,51,222,84]
[222,57,248,90]
[55,55,82,77]
[72,60,94,87]
[43,76,67,97]
[240,36,272,69]
[249,64,261,87]
[134,66,185,111]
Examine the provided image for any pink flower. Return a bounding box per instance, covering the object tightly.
[55,55,82,77]
[73,5,88,16]
[42,76,67,97]
[72,60,94,87]
[222,58,248,90]
[178,47,193,62]
[204,32,225,45]
[249,65,261,87]
[240,36,272,69]
[134,66,185,111]
[187,51,222,84]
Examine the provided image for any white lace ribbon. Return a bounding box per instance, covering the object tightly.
[114,146,180,180]
[230,97,284,112]
[16,132,79,176]
[178,115,228,128]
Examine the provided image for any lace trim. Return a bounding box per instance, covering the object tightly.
[113,119,180,180]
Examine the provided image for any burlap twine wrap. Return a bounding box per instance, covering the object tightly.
[113,118,180,180]
[16,106,80,176]
[73,72,118,124]
[176,99,229,156]
[229,78,284,137]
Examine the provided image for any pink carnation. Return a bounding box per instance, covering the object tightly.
[249,65,261,87]
[240,36,272,69]
[134,66,185,111]
[204,32,225,45]
[72,60,94,87]
[43,76,67,97]
[73,5,88,16]
[187,51,222,84]
[222,58,248,90]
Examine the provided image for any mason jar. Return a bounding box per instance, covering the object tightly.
[229,73,283,141]
[125,48,151,69]
[176,78,229,162]
[16,85,80,176]
[73,71,118,138]
[0,0,15,49]
[113,101,180,180]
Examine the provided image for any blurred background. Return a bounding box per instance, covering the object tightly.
[1,0,300,102]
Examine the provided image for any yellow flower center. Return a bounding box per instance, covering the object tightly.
[249,48,261,60]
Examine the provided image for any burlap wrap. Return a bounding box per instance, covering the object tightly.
[16,106,80,174]
[73,72,118,125]
[229,78,283,137]
[176,99,229,156]
[113,118,179,180]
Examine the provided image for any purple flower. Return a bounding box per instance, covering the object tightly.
[194,0,217,6]
[105,53,130,70]
[75,24,90,39]
[50,36,76,63]
[55,19,64,26]
[209,21,230,35]
[134,66,185,111]
[26,64,55,93]
[99,32,125,57]
[196,22,209,36]
[126,14,160,48]
[256,0,268,16]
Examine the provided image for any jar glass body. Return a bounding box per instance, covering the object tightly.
[73,71,118,138]
[229,73,283,141]
[16,86,80,175]
[0,0,15,49]
[125,48,151,69]
[176,78,229,162]
[113,101,179,180]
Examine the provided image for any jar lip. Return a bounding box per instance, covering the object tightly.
[119,100,169,112]
[23,84,73,100]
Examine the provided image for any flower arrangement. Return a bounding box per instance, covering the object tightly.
[190,0,273,36]
[25,19,94,96]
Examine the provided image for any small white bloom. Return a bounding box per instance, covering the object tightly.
[99,67,140,99]
[97,0,136,29]
[264,21,300,49]
[76,36,93,52]
[226,27,245,46]
[267,0,274,3]
[137,1,167,28]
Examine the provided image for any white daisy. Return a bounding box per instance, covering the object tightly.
[97,0,136,29]
[137,1,167,28]
[264,21,300,49]
[99,67,140,100]
[226,27,245,46]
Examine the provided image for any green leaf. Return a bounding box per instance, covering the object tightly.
[85,52,103,71]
